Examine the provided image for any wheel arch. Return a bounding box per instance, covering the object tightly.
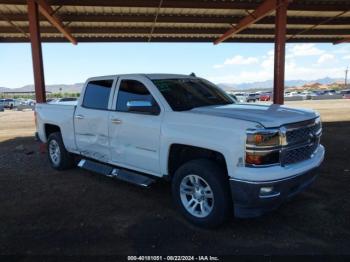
[167,143,228,179]
[44,123,61,141]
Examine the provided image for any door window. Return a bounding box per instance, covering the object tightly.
[82,80,113,110]
[116,80,159,113]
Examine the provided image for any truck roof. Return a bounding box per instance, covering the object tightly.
[87,73,197,81]
[144,74,196,80]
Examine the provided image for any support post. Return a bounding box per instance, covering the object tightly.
[27,0,46,103]
[273,0,288,105]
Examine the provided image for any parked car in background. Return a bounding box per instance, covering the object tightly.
[1,99,10,108]
[47,97,78,104]
[0,100,4,112]
[301,90,311,96]
[1,98,21,109]
[259,93,271,101]
[299,91,313,100]
[309,91,319,97]
[25,99,36,106]
[325,89,336,95]
[234,93,247,103]
[16,100,36,111]
[6,99,15,109]
[246,93,257,102]
[285,91,299,97]
[58,97,78,102]
[36,73,324,227]
[341,90,350,99]
[314,91,326,96]
[46,98,58,103]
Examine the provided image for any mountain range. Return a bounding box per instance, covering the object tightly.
[0,77,343,93]
[0,83,83,94]
[217,77,342,91]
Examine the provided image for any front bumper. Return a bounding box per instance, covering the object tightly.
[229,145,325,218]
[230,171,317,218]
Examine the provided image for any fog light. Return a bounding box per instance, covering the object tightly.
[259,186,280,198]
[260,186,274,194]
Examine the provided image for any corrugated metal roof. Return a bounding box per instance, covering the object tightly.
[0,0,349,43]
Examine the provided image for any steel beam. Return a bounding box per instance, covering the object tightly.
[1,0,350,11]
[27,0,46,103]
[0,14,29,38]
[334,37,350,44]
[273,0,289,105]
[214,0,278,45]
[35,0,77,44]
[289,10,349,40]
[2,26,350,35]
[2,13,350,26]
[0,36,340,43]
[148,0,163,42]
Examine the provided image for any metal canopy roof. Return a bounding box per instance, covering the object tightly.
[1,0,349,43]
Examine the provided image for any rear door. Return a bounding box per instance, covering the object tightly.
[109,76,163,175]
[74,78,116,162]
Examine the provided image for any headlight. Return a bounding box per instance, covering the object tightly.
[245,150,280,166]
[246,129,280,148]
[245,129,281,166]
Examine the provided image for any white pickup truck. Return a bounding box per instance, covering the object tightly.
[35,74,325,227]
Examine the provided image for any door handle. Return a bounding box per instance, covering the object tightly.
[111,118,122,124]
[75,114,85,119]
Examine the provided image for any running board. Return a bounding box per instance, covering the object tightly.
[78,159,155,187]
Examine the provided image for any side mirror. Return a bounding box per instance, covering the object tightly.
[126,100,160,115]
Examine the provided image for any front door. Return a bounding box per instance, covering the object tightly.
[109,77,162,175]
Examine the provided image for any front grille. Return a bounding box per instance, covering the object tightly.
[281,138,319,165]
[281,118,321,166]
[286,120,321,145]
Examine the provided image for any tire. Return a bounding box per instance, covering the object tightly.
[172,159,232,228]
[47,132,74,170]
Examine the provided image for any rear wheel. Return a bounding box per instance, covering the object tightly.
[172,159,232,228]
[47,132,75,170]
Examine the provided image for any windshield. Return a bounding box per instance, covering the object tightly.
[152,78,234,111]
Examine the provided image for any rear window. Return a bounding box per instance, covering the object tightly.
[82,80,113,110]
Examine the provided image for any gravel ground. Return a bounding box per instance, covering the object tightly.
[0,101,349,255]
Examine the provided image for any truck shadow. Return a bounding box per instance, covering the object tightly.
[0,121,349,255]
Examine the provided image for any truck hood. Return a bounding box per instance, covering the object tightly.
[190,103,318,128]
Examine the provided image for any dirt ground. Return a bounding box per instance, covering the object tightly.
[285,99,350,122]
[0,100,349,255]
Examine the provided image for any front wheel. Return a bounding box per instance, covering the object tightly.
[172,159,232,228]
[47,132,74,170]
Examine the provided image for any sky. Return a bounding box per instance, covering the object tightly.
[1,42,350,89]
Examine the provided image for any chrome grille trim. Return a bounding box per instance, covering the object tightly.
[285,121,321,146]
[281,117,321,166]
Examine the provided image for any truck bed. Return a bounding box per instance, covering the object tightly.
[35,102,78,152]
